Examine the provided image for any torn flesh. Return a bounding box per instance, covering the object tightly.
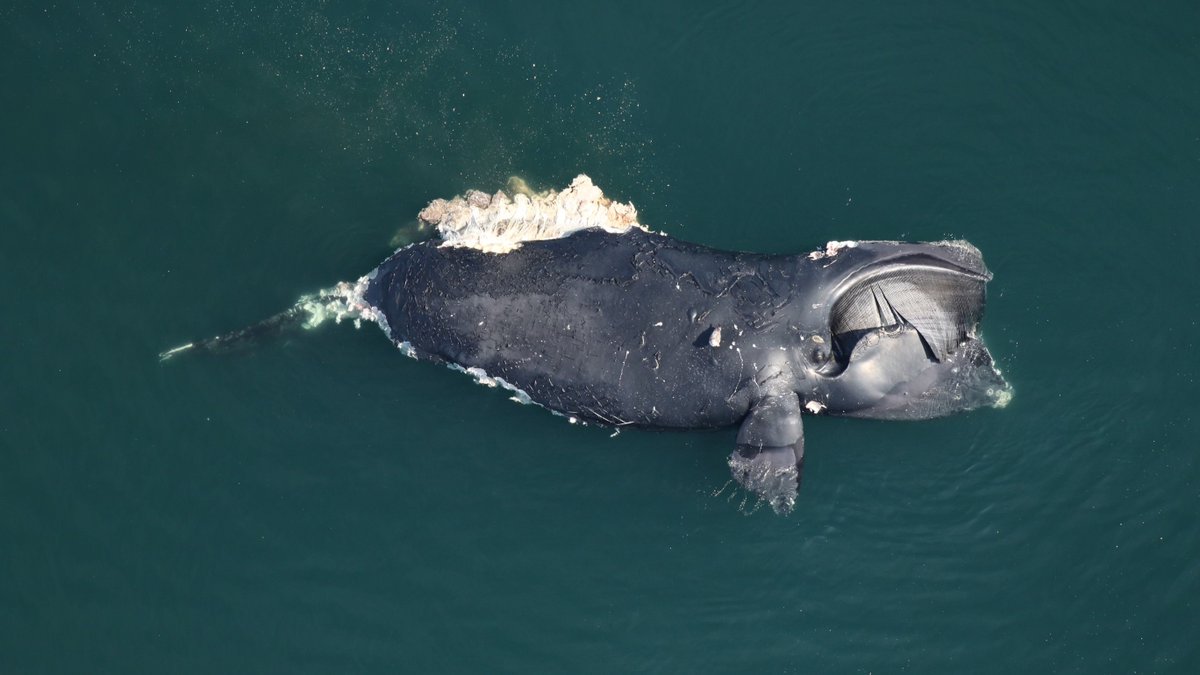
[418,174,650,253]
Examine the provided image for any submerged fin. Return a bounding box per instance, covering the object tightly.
[158,280,380,362]
[158,305,310,360]
[728,393,805,514]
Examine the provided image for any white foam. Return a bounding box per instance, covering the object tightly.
[992,388,1014,408]
[990,368,1015,408]
[296,271,390,336]
[808,240,859,260]
[448,364,537,406]
[419,174,648,253]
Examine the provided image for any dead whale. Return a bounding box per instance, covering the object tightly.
[164,176,1011,513]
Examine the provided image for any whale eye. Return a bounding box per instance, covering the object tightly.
[810,347,830,365]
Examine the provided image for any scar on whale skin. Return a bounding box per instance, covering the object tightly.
[163,175,1012,514]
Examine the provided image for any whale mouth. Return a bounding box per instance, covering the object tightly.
[815,246,1008,417]
[824,248,990,371]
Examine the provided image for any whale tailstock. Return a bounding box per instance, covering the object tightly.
[158,277,386,361]
[157,303,314,360]
[728,393,805,515]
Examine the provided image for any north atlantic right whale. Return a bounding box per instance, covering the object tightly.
[165,176,1012,513]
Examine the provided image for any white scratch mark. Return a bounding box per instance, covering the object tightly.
[731,347,745,400]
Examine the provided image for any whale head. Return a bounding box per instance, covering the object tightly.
[799,240,1012,419]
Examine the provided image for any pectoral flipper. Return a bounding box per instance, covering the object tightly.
[728,393,805,514]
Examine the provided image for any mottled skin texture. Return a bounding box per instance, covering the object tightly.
[363,228,1009,512]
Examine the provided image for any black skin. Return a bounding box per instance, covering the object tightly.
[363,229,1009,512]
[366,229,801,429]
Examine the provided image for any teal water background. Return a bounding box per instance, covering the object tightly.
[3,1,1199,672]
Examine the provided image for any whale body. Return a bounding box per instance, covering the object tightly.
[170,176,1011,513]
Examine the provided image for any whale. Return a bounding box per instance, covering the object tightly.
[165,176,1012,513]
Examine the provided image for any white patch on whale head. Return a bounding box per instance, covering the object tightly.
[418,174,650,253]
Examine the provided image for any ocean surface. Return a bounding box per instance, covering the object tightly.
[3,1,1199,672]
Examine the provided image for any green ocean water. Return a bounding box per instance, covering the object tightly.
[3,1,1199,672]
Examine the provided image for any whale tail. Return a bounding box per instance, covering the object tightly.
[159,279,383,361]
[158,302,316,360]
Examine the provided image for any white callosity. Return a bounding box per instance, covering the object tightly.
[419,174,648,253]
